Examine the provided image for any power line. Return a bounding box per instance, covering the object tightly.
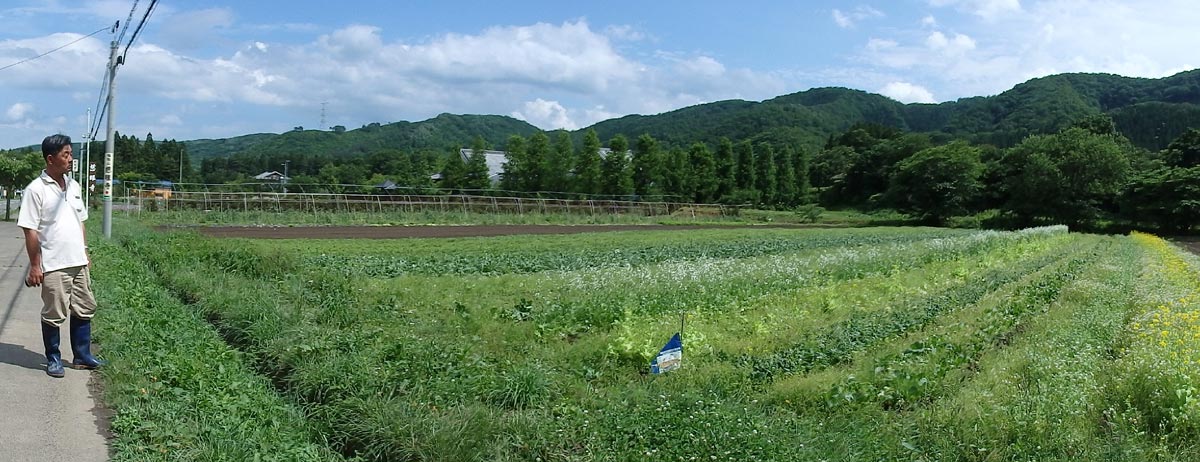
[116,0,139,44]
[88,81,110,141]
[88,69,110,140]
[0,26,111,72]
[121,0,158,61]
[89,0,158,142]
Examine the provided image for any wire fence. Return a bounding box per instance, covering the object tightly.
[124,186,738,218]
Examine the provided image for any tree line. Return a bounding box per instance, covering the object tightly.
[809,115,1200,231]
[5,111,1200,232]
[441,129,814,206]
[445,114,1200,232]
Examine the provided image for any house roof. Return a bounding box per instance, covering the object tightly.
[457,147,631,184]
[254,171,289,181]
[459,149,507,182]
[375,179,398,190]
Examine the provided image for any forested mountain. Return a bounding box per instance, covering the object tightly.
[182,70,1200,160]
[590,69,1200,152]
[8,70,1200,232]
[183,113,541,161]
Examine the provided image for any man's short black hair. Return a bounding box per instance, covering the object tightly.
[41,134,72,159]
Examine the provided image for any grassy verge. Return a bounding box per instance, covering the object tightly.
[89,224,343,461]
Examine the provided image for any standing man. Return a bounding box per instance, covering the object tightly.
[18,134,103,378]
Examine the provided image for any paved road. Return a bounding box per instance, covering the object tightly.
[0,221,108,461]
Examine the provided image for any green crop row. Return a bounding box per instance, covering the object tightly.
[909,234,1149,460]
[533,226,1069,344]
[742,237,1078,382]
[97,222,1200,461]
[649,229,1070,365]
[291,226,970,277]
[828,239,1099,410]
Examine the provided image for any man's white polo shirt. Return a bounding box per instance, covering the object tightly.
[17,170,89,273]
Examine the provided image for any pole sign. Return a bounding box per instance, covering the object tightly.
[103,153,113,199]
[88,163,96,192]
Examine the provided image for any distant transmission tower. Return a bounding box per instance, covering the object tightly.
[320,101,328,130]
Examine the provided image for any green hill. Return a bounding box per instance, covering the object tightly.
[184,113,541,160]
[590,70,1200,152]
[184,69,1200,159]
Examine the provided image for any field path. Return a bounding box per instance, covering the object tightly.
[1176,237,1200,255]
[0,221,109,461]
[190,223,815,239]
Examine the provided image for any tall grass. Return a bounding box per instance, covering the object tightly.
[88,224,342,461]
[92,220,1200,460]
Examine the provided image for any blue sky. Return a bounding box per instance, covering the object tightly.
[2,0,1197,148]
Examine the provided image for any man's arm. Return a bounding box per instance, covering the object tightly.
[82,222,90,267]
[22,227,43,287]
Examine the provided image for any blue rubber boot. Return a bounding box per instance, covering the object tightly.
[69,317,105,370]
[41,322,65,378]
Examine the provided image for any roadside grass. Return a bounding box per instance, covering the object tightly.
[88,224,343,461]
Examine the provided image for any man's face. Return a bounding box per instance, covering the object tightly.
[46,145,72,174]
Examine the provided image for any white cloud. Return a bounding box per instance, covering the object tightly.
[2,0,134,20]
[106,18,786,134]
[318,24,384,59]
[879,82,936,103]
[6,102,33,120]
[925,31,976,55]
[833,10,853,28]
[928,0,1022,20]
[157,8,235,51]
[0,33,108,89]
[832,6,885,29]
[512,99,577,130]
[853,0,1200,100]
[582,106,620,126]
[867,38,898,51]
[677,55,725,77]
[604,25,645,42]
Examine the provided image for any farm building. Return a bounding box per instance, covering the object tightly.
[458,149,508,184]
[458,148,632,185]
[254,171,289,182]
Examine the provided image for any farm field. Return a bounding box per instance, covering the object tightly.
[88,223,1200,461]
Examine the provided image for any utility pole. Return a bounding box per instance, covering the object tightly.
[282,160,290,194]
[84,108,91,206]
[101,39,120,238]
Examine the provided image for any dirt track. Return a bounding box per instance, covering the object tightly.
[191,224,806,239]
[1176,238,1200,255]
